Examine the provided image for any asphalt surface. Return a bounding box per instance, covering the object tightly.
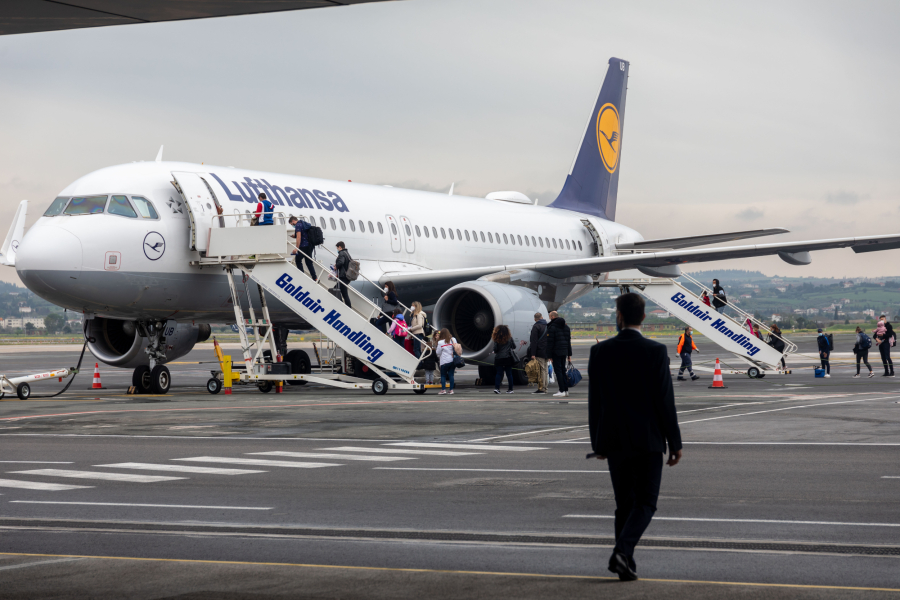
[0,333,898,599]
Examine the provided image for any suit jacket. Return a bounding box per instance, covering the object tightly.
[588,328,682,457]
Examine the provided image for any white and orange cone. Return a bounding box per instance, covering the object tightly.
[92,363,104,389]
[708,358,727,389]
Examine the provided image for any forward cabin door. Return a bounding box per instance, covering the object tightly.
[171,171,220,252]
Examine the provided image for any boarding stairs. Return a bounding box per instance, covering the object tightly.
[194,213,428,394]
[599,270,795,377]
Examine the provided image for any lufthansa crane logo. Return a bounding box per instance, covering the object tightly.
[143,231,166,261]
[596,103,620,174]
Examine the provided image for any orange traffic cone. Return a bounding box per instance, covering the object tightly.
[92,363,104,389]
[708,358,727,389]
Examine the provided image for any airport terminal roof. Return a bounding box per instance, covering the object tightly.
[1,0,394,36]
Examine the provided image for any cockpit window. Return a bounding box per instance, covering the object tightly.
[64,195,108,215]
[131,196,159,219]
[43,197,69,216]
[108,195,137,218]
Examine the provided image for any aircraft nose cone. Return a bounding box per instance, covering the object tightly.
[16,225,83,296]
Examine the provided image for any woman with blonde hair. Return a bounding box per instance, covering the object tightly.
[436,328,462,394]
[408,301,426,357]
[491,324,517,394]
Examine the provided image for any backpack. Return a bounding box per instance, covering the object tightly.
[346,259,360,281]
[824,333,834,351]
[307,225,324,247]
[423,315,434,337]
[859,333,872,350]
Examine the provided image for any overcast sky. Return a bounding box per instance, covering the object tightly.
[1,0,898,286]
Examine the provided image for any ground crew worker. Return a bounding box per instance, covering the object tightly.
[676,327,700,381]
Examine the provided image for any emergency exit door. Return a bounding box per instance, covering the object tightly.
[384,215,401,252]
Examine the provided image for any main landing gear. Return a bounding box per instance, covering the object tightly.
[131,321,173,394]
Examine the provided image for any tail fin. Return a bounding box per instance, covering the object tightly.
[548,57,629,221]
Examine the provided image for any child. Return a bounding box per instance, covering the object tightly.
[420,333,439,385]
[388,311,408,347]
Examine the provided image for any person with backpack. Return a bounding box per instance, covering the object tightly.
[526,312,549,394]
[675,327,700,381]
[817,328,831,378]
[546,311,572,397]
[436,328,462,395]
[288,216,316,279]
[388,311,408,347]
[767,323,787,370]
[253,193,274,226]
[491,325,517,394]
[853,326,875,378]
[408,301,427,357]
[333,242,353,307]
[875,315,895,377]
[711,279,727,314]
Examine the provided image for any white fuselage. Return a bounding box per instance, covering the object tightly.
[15,161,643,325]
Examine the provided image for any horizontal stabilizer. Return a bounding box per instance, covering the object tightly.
[0,200,27,267]
[618,228,789,250]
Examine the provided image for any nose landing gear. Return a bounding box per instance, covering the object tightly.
[130,321,173,395]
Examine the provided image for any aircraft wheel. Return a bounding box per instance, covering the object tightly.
[413,385,427,395]
[149,365,171,394]
[512,364,529,386]
[207,378,222,394]
[258,381,274,394]
[285,350,310,386]
[16,382,31,400]
[372,379,388,395]
[747,367,760,379]
[132,365,151,394]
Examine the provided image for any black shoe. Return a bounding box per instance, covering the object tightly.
[607,552,638,581]
[532,389,546,394]
[691,375,700,381]
[676,377,686,381]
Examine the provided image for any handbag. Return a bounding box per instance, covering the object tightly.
[566,360,582,387]
[452,347,466,369]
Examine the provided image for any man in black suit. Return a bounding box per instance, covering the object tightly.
[588,293,683,581]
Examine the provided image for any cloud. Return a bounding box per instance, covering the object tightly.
[825,191,869,205]
[736,207,764,220]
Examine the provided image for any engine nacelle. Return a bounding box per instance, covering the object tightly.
[85,317,211,368]
[433,281,548,362]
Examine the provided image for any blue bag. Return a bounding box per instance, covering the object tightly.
[814,368,825,378]
[566,361,582,387]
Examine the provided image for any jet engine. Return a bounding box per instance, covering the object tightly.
[85,317,211,368]
[433,281,548,363]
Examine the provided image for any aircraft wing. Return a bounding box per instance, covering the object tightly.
[382,232,900,286]
[617,228,790,250]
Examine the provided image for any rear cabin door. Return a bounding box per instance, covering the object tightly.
[384,215,401,252]
[172,171,219,252]
[399,216,415,253]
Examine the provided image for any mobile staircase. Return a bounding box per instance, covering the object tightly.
[599,270,795,378]
[196,213,429,395]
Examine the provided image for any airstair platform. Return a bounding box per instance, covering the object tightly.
[195,214,428,394]
[599,271,795,377]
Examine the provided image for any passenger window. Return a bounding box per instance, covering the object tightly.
[390,223,398,235]
[108,195,137,218]
[578,240,582,251]
[359,220,365,232]
[131,196,159,219]
[424,226,430,238]
[415,225,421,237]
[545,237,550,247]
[378,222,384,234]
[464,231,470,241]
[456,229,462,240]
[524,236,529,247]
[488,232,493,243]
[440,228,446,239]
[503,234,508,244]
[368,221,374,233]
[340,219,347,231]
[517,235,523,245]
[495,232,501,243]
[552,239,558,249]
[65,195,107,215]
[320,217,327,229]
[559,239,563,249]
[349,220,355,232]
[330,218,337,229]
[480,232,485,242]
[532,236,537,247]
[565,240,571,250]
[538,237,544,248]
[432,227,437,238]
[510,234,515,245]
[449,229,454,240]
[43,197,69,217]
[405,224,412,237]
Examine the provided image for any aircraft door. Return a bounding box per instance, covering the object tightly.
[172,171,218,252]
[385,215,401,252]
[399,216,415,253]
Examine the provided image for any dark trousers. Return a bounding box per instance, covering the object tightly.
[440,363,455,390]
[552,355,568,392]
[677,352,694,377]
[338,276,352,307]
[856,349,872,374]
[820,351,830,374]
[494,360,513,391]
[295,250,316,279]
[879,343,894,375]
[607,452,664,564]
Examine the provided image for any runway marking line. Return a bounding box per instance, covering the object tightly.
[564,515,900,527]
[680,396,900,425]
[0,552,897,592]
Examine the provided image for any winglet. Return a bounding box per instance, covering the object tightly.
[0,200,28,267]
[448,183,454,196]
[155,145,164,162]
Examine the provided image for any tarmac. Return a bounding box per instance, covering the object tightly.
[0,332,897,599]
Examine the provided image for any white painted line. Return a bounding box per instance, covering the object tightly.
[680,396,900,425]
[687,442,900,446]
[374,468,604,473]
[0,461,73,464]
[10,469,185,483]
[173,457,340,468]
[0,479,91,491]
[469,426,588,442]
[0,557,82,572]
[384,443,545,451]
[323,446,482,456]
[882,476,900,479]
[250,452,414,462]
[10,501,272,510]
[95,463,266,475]
[563,515,900,527]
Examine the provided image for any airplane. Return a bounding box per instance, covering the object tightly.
[5,57,900,393]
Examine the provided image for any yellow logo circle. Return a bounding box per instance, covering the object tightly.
[595,103,620,174]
